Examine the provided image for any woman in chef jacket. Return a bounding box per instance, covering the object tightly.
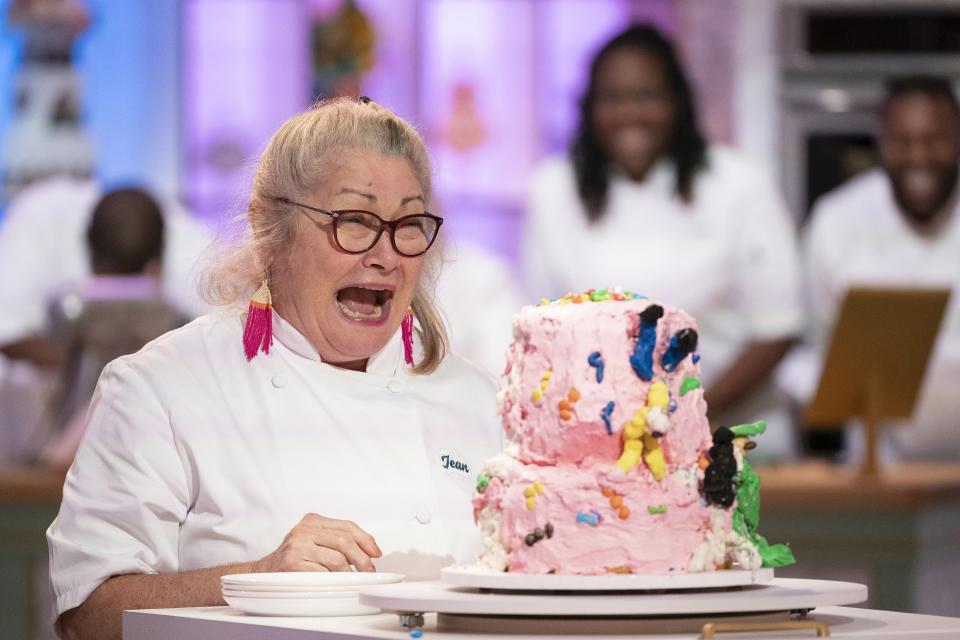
[523,24,804,453]
[47,97,501,639]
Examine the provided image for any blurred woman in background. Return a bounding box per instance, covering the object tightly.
[523,24,804,454]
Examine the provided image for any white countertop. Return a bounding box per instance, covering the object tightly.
[124,605,960,639]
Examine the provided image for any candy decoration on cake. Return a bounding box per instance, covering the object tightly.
[703,427,737,508]
[680,376,702,396]
[600,401,615,435]
[661,328,698,372]
[474,289,792,575]
[587,351,605,382]
[531,369,551,402]
[615,381,670,479]
[629,304,663,381]
[576,510,601,526]
[729,422,796,568]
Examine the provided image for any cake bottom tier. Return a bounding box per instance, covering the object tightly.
[473,454,739,575]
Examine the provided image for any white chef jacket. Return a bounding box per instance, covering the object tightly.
[47,309,502,618]
[796,168,960,461]
[0,176,212,347]
[523,149,804,455]
[435,240,523,377]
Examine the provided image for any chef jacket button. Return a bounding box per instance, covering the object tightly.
[271,374,286,388]
[415,508,431,525]
[387,379,404,393]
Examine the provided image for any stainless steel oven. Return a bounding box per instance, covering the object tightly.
[778,1,960,221]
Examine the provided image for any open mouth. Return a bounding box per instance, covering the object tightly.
[336,286,394,322]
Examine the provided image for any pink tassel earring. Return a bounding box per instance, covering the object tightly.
[401,307,415,366]
[243,281,273,361]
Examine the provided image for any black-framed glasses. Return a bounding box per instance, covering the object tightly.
[273,197,443,257]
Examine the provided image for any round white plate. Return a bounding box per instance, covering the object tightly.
[224,593,380,617]
[221,572,404,590]
[220,582,374,594]
[222,588,359,600]
[360,578,868,617]
[441,565,774,591]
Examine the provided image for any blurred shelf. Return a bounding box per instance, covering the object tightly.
[0,466,65,505]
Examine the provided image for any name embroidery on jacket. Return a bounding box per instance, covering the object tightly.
[441,454,469,474]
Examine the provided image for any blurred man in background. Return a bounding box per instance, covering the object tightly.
[799,75,960,461]
[38,188,185,470]
[0,176,210,464]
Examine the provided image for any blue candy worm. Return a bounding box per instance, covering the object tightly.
[587,351,605,383]
[601,401,615,435]
[661,328,699,373]
[630,304,663,381]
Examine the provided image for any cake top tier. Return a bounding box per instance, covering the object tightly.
[499,291,711,472]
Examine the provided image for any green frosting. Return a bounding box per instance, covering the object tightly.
[476,474,491,493]
[647,505,667,515]
[734,457,796,568]
[679,377,701,396]
[730,420,767,438]
[755,536,796,568]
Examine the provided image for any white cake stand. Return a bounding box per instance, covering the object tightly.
[441,564,775,591]
[359,578,868,633]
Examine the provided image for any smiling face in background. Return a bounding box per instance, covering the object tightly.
[881,92,960,226]
[591,47,676,182]
[271,150,428,370]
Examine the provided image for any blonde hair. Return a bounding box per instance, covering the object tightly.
[200,97,448,374]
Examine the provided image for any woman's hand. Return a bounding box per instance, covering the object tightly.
[253,513,383,572]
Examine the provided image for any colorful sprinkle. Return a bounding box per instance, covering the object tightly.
[647,505,668,515]
[601,486,614,498]
[559,410,573,421]
[544,522,554,538]
[476,474,491,492]
[630,305,663,381]
[559,399,572,411]
[532,388,543,402]
[536,289,655,306]
[568,388,581,402]
[608,566,632,574]
[524,533,538,546]
[524,481,544,510]
[610,495,624,508]
[601,401,615,435]
[587,351,605,383]
[617,506,631,520]
[668,399,678,413]
[662,328,699,372]
[589,288,610,302]
[680,376,701,396]
[576,510,601,526]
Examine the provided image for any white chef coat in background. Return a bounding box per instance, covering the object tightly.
[523,149,805,457]
[785,168,960,461]
[435,240,523,378]
[47,309,502,619]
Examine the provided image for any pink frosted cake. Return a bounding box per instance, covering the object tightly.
[472,289,794,575]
